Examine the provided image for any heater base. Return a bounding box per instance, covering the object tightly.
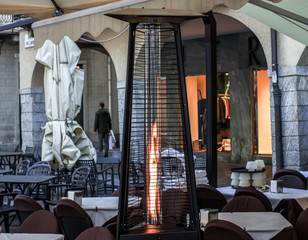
[119,225,200,240]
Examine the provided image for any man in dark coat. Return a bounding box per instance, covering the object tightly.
[94,102,112,157]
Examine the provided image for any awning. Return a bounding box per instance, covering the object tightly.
[240,0,308,46]
[0,0,123,20]
[0,0,250,47]
[32,0,150,48]
[31,0,250,48]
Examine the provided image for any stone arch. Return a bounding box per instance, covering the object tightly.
[214,6,272,68]
[94,27,129,83]
[76,37,120,148]
[31,62,44,88]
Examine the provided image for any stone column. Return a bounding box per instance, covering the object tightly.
[271,66,308,171]
[117,80,126,149]
[0,40,20,151]
[20,87,46,151]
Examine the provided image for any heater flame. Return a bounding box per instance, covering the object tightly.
[148,122,160,225]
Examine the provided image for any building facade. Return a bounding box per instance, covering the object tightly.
[1,0,307,173]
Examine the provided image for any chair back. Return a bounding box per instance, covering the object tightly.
[273,169,307,189]
[71,166,91,186]
[296,208,308,240]
[15,160,30,175]
[32,161,51,166]
[102,215,117,238]
[14,194,43,223]
[75,227,115,240]
[274,198,303,226]
[25,146,36,154]
[26,164,52,176]
[24,146,37,164]
[221,196,266,212]
[204,219,253,240]
[270,226,296,240]
[77,159,111,196]
[161,189,188,226]
[196,184,227,211]
[18,209,59,233]
[55,199,94,240]
[77,159,98,181]
[234,187,272,211]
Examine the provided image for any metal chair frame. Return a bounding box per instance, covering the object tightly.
[77,159,113,196]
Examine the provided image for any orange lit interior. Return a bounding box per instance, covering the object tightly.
[257,70,272,154]
[186,75,206,145]
[147,122,160,224]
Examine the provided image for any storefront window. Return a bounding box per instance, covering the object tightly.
[255,70,272,154]
[186,73,231,152]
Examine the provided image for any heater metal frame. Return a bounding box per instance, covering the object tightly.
[106,10,217,240]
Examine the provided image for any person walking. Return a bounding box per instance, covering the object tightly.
[94,102,112,157]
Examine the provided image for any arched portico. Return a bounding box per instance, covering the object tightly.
[17,0,308,173]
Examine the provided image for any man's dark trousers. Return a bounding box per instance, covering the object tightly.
[99,133,109,156]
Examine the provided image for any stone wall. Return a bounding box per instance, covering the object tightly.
[271,66,308,171]
[0,40,20,151]
[20,87,46,152]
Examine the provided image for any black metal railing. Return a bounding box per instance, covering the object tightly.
[0,15,14,26]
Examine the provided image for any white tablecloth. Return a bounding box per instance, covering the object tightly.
[82,196,141,226]
[217,186,308,209]
[300,171,308,178]
[218,212,292,240]
[0,234,64,240]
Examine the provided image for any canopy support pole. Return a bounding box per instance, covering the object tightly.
[203,11,217,187]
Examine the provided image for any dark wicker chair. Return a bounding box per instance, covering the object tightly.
[204,219,253,240]
[75,227,115,240]
[196,184,227,211]
[221,196,266,212]
[296,208,308,240]
[55,199,94,240]
[274,198,303,226]
[273,169,307,189]
[270,226,297,240]
[234,187,272,211]
[161,189,188,226]
[14,194,43,223]
[18,209,59,234]
[102,215,117,238]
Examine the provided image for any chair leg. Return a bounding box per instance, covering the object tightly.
[3,213,10,233]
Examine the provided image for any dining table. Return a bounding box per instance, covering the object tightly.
[217,186,308,209]
[96,153,121,192]
[0,152,24,170]
[82,196,140,226]
[0,233,64,240]
[217,212,292,240]
[0,175,57,195]
[0,170,13,175]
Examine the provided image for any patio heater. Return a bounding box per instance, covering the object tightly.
[107,9,205,240]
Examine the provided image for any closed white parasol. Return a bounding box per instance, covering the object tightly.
[35,36,96,170]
